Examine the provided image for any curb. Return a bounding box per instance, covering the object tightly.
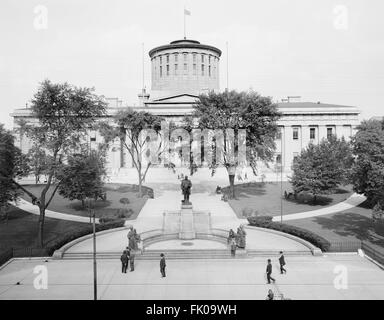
[244,225,323,256]
[52,226,130,259]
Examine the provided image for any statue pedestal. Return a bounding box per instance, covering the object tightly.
[179,204,196,240]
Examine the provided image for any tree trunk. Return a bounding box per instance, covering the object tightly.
[138,172,143,198]
[313,194,317,205]
[37,205,45,248]
[228,174,235,199]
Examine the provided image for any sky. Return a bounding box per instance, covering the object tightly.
[1,0,384,129]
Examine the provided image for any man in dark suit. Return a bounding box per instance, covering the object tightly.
[120,250,129,273]
[279,251,287,274]
[266,259,276,284]
[160,253,166,278]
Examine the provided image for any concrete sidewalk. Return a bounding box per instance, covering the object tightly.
[273,193,367,222]
[15,198,98,224]
[0,255,383,300]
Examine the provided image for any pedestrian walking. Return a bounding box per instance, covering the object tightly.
[129,249,135,272]
[160,253,166,277]
[266,259,276,284]
[120,250,129,273]
[266,289,274,300]
[279,251,287,274]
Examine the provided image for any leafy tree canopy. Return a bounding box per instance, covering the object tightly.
[0,124,20,209]
[290,135,353,201]
[193,90,281,172]
[57,148,106,207]
[351,119,384,206]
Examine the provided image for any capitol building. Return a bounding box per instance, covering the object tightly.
[11,38,360,181]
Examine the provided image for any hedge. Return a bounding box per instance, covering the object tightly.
[247,216,331,252]
[43,220,125,255]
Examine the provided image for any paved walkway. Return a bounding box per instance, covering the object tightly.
[273,193,367,222]
[1,255,383,300]
[14,184,366,225]
[15,198,99,224]
[66,226,311,253]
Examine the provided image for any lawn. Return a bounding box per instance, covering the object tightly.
[0,206,94,250]
[20,183,152,220]
[286,201,384,252]
[225,182,353,218]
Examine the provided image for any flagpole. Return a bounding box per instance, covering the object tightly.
[184,7,186,39]
[226,41,229,91]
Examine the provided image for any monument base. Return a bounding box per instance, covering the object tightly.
[179,203,196,240]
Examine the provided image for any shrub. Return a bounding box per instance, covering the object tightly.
[247,215,273,226]
[247,216,331,251]
[372,203,384,222]
[119,198,130,205]
[242,207,255,217]
[44,220,125,255]
[99,208,135,223]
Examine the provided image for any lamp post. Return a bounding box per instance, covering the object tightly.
[92,206,97,301]
[87,197,97,300]
[280,131,283,224]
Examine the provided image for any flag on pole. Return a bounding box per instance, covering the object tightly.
[184,8,191,16]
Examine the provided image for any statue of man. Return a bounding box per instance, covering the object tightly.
[181,175,192,204]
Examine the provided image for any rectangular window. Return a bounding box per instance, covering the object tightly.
[276,154,282,164]
[184,63,188,75]
[327,127,333,140]
[90,131,96,142]
[293,127,299,140]
[193,64,197,75]
[174,64,178,75]
[201,54,205,63]
[160,56,162,64]
[174,53,178,62]
[166,65,169,76]
[201,64,205,76]
[160,66,162,77]
[209,65,211,77]
[276,128,282,140]
[184,53,188,61]
[310,128,316,140]
[209,55,211,64]
[166,55,169,63]
[193,53,196,62]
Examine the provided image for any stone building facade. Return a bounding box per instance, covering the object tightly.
[10,38,360,180]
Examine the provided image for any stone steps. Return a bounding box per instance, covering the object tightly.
[62,248,311,260]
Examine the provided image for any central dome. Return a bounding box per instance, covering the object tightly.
[149,39,221,98]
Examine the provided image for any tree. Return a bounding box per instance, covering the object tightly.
[57,148,106,209]
[290,136,353,203]
[192,90,281,198]
[351,119,384,207]
[0,124,20,219]
[99,109,163,197]
[17,80,107,247]
[26,144,48,184]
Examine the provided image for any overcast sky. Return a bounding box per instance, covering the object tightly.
[1,0,383,129]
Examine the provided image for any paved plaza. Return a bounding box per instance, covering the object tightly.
[0,254,383,300]
[2,178,382,300]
